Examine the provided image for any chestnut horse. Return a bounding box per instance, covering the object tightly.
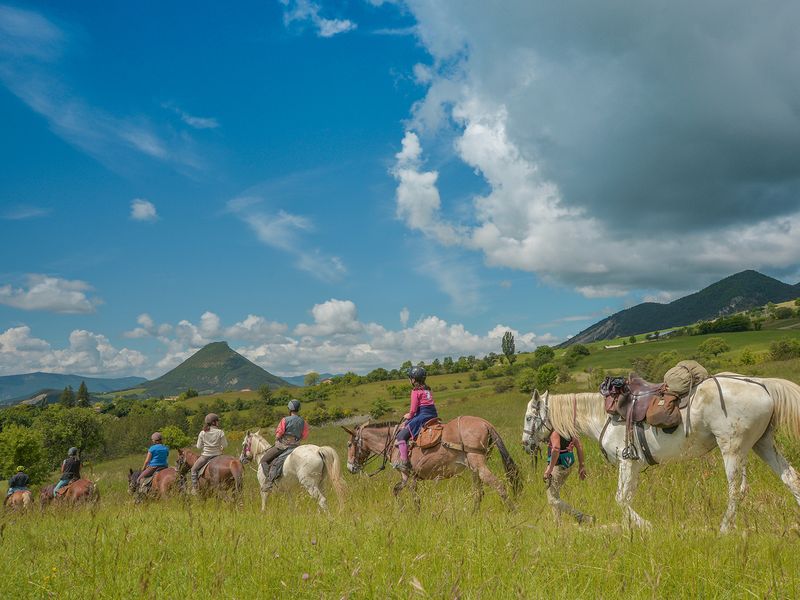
[175,448,243,500]
[343,417,521,510]
[128,468,180,501]
[40,479,99,508]
[4,490,33,511]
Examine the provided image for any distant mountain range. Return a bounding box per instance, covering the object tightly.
[0,373,147,405]
[562,270,800,346]
[139,341,291,397]
[280,373,337,387]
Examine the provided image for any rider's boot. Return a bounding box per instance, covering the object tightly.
[393,441,412,473]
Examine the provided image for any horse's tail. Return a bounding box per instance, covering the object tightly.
[318,446,345,503]
[22,491,33,510]
[488,426,522,497]
[86,481,99,504]
[756,377,800,439]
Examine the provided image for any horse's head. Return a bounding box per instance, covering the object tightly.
[175,448,189,474]
[240,431,252,464]
[522,389,551,453]
[342,425,370,474]
[127,468,140,494]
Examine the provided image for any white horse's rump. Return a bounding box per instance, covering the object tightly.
[522,375,800,533]
[240,431,344,511]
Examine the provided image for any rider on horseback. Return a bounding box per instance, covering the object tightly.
[137,432,169,487]
[259,399,309,489]
[5,466,30,502]
[53,447,81,497]
[393,366,437,473]
[191,414,228,495]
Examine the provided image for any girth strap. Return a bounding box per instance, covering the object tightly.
[598,416,612,463]
[635,422,658,466]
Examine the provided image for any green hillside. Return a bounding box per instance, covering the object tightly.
[140,341,290,397]
[564,270,800,345]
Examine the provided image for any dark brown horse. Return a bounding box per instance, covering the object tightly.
[40,479,99,508]
[4,490,33,511]
[343,416,521,510]
[175,448,243,500]
[128,468,180,501]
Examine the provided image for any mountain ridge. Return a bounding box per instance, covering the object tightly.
[0,373,147,405]
[561,270,800,346]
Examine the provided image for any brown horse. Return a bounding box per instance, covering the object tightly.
[40,479,99,508]
[4,490,33,511]
[128,468,180,502]
[175,449,243,500]
[343,416,521,510]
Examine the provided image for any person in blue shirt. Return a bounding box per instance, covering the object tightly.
[137,432,170,486]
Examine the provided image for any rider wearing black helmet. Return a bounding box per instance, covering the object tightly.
[53,447,81,497]
[259,399,309,489]
[393,366,438,472]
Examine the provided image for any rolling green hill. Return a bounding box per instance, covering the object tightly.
[0,373,147,405]
[139,341,290,397]
[563,270,800,345]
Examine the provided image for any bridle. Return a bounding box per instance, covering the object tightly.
[523,396,553,471]
[348,424,397,477]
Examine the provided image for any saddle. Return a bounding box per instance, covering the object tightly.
[138,467,166,492]
[55,478,79,497]
[267,447,296,483]
[415,418,444,450]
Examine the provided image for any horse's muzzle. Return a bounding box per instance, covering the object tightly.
[346,462,360,474]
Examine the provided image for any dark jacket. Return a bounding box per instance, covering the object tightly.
[8,472,30,488]
[61,457,81,481]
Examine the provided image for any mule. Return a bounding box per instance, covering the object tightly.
[4,490,33,511]
[128,468,180,502]
[240,431,344,511]
[344,417,521,511]
[175,449,243,501]
[40,479,99,508]
[522,374,800,532]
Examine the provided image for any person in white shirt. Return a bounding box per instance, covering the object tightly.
[191,413,228,494]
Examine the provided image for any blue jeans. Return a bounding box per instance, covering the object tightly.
[53,478,70,496]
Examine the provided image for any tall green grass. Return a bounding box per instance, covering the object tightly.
[3,389,800,598]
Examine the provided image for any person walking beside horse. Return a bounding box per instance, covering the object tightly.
[191,414,228,495]
[542,428,592,524]
[259,399,309,491]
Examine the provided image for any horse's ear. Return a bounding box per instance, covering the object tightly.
[129,468,133,475]
[341,426,355,436]
[532,389,540,400]
[255,429,260,436]
[177,448,184,456]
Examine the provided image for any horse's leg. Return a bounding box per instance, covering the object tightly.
[719,447,747,534]
[407,476,421,512]
[616,459,650,530]
[392,472,408,498]
[301,477,328,512]
[467,453,512,510]
[753,430,800,507]
[470,469,484,514]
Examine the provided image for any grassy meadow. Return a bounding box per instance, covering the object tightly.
[5,328,800,598]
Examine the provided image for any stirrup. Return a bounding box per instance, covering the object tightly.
[621,445,640,461]
[392,461,412,473]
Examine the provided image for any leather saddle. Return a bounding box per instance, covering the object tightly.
[415,418,444,450]
[601,375,681,428]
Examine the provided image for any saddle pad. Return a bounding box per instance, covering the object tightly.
[416,421,444,449]
[267,447,296,482]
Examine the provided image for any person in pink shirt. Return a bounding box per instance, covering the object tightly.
[393,366,437,472]
[259,399,309,487]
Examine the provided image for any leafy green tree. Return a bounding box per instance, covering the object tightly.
[184,388,199,399]
[535,363,559,391]
[304,372,320,387]
[774,306,794,320]
[442,356,454,373]
[629,335,636,344]
[60,385,76,408]
[502,331,516,364]
[698,337,730,357]
[160,425,192,450]
[515,368,538,394]
[770,339,800,361]
[0,425,50,483]
[35,406,104,467]
[531,345,555,369]
[739,348,756,366]
[370,398,391,419]
[258,385,272,405]
[76,381,91,408]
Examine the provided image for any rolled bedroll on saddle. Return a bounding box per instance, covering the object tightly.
[664,360,708,396]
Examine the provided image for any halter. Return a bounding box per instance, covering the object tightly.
[349,424,397,477]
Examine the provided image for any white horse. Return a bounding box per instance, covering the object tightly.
[240,430,344,511]
[522,374,800,533]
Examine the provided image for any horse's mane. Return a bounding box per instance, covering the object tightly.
[362,421,400,429]
[547,392,606,438]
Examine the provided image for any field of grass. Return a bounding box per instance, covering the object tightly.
[4,383,800,599]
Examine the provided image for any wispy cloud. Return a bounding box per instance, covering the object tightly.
[162,102,220,130]
[279,0,356,38]
[227,196,346,282]
[0,274,101,314]
[0,4,201,173]
[372,26,417,37]
[130,199,158,222]
[1,204,50,220]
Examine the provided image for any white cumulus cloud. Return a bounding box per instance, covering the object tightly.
[130,198,158,221]
[280,0,356,38]
[0,274,99,313]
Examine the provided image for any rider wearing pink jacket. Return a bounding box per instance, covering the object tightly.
[393,366,437,472]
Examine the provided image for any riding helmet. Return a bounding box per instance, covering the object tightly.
[205,413,220,425]
[288,399,301,412]
[68,447,78,456]
[151,432,163,442]
[408,366,427,382]
[16,465,25,472]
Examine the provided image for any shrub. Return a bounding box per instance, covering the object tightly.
[0,424,50,483]
[770,339,800,361]
[515,368,538,394]
[535,363,560,392]
[468,372,478,382]
[698,337,731,357]
[370,398,391,419]
[160,425,192,450]
[774,306,794,320]
[493,378,515,393]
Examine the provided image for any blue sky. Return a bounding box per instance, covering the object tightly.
[2,1,800,378]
